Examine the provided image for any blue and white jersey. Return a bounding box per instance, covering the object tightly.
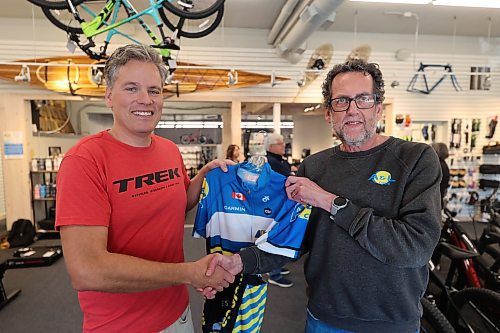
[193,162,310,258]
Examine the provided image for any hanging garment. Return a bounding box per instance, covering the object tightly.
[194,162,310,333]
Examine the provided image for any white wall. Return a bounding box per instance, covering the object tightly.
[292,114,332,158]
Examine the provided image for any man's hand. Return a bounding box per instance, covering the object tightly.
[201,159,236,175]
[206,253,243,277]
[186,159,237,211]
[194,253,242,299]
[285,176,334,212]
[188,254,235,292]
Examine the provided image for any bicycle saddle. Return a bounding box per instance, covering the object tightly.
[483,230,500,244]
[438,242,478,260]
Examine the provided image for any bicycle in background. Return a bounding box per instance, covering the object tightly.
[27,0,225,67]
[426,242,500,333]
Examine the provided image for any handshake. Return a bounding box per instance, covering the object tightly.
[189,253,243,299]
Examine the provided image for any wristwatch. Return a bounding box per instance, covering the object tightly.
[330,196,349,217]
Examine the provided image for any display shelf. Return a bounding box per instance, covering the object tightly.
[29,168,58,237]
[30,170,58,174]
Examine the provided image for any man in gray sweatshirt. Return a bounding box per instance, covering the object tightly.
[207,59,441,333]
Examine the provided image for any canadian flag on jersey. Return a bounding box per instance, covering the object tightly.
[232,192,246,201]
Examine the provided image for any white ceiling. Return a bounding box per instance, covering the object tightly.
[4,0,500,38]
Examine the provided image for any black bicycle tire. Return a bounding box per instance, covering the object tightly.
[420,298,456,333]
[159,5,224,39]
[27,0,85,10]
[163,0,224,20]
[451,287,500,332]
[42,6,83,34]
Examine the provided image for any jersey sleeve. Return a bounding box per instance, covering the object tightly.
[255,202,311,258]
[193,177,210,238]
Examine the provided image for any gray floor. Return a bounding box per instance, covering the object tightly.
[0,229,308,333]
[1,219,492,332]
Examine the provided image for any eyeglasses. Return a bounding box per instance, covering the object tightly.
[328,94,377,112]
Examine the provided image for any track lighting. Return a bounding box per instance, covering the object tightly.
[165,71,175,84]
[90,66,104,85]
[14,65,30,82]
[271,71,277,87]
[227,69,238,85]
[297,72,306,87]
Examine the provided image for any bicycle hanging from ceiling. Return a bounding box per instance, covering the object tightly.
[27,0,225,71]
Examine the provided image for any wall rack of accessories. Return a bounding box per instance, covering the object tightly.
[30,170,58,236]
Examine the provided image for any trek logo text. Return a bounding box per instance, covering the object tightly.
[113,168,181,193]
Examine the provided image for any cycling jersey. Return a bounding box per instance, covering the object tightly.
[194,162,310,333]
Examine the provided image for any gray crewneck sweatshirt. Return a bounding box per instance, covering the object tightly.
[240,137,441,333]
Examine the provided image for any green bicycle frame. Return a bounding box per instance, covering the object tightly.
[78,0,172,58]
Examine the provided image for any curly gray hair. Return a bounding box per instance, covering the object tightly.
[104,44,167,88]
[321,59,385,110]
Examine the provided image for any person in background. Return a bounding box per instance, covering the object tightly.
[431,142,450,207]
[55,44,235,333]
[208,59,442,332]
[263,132,293,288]
[225,144,241,163]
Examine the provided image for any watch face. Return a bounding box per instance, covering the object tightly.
[334,196,347,207]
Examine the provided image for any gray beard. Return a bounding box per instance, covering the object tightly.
[332,119,376,147]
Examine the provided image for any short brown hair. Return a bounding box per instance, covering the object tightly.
[104,44,167,88]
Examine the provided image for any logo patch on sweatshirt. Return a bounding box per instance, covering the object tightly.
[368,170,396,185]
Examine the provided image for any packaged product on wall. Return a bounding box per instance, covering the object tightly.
[36,158,45,171]
[45,157,53,171]
[31,159,38,171]
[33,184,40,199]
[39,184,46,198]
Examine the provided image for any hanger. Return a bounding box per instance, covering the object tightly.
[237,154,268,185]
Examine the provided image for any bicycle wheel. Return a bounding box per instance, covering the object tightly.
[420,298,456,333]
[27,0,85,10]
[451,287,500,333]
[159,5,224,39]
[42,5,83,34]
[162,0,224,20]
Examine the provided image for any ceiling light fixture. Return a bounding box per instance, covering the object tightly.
[271,71,278,87]
[432,0,500,8]
[90,66,104,85]
[227,69,238,85]
[297,72,306,88]
[14,65,30,82]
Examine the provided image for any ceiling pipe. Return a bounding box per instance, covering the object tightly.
[267,0,301,45]
[273,0,345,64]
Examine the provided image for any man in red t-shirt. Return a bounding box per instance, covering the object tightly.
[56,44,234,333]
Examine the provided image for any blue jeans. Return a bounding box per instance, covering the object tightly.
[306,309,354,333]
[305,309,419,333]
